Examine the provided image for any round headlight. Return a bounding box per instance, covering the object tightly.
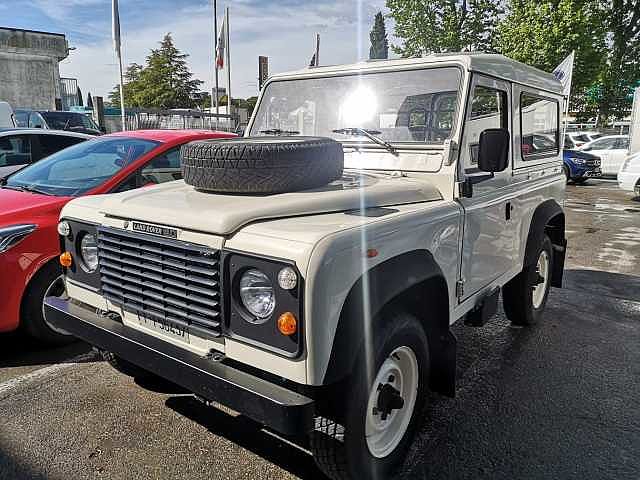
[239,269,275,320]
[57,220,70,237]
[79,233,98,272]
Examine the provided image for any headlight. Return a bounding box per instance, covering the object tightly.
[79,233,98,272]
[0,224,37,253]
[239,269,276,320]
[570,157,586,164]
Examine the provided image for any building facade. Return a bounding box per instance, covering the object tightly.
[0,27,69,110]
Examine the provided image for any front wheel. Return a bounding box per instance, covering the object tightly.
[311,312,429,479]
[563,165,571,184]
[503,235,553,326]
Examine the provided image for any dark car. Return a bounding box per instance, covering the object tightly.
[563,136,602,184]
[14,110,103,135]
[0,128,92,179]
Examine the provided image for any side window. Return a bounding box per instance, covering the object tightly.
[590,138,616,150]
[466,85,508,165]
[520,94,559,159]
[616,137,629,150]
[28,113,45,129]
[39,134,87,158]
[0,135,32,167]
[113,147,182,193]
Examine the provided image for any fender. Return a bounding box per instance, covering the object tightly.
[523,199,566,287]
[323,250,457,397]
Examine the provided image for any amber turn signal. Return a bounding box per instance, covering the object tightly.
[59,251,73,267]
[277,312,297,336]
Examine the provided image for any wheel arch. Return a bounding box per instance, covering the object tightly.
[20,255,61,320]
[322,249,457,397]
[523,199,566,288]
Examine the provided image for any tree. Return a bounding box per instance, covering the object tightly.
[135,33,203,109]
[498,0,607,113]
[86,92,93,109]
[597,0,640,122]
[108,34,203,109]
[76,86,83,107]
[387,0,503,56]
[369,11,389,59]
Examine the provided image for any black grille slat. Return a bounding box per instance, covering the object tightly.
[98,227,222,338]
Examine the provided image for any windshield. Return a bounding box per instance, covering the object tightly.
[250,67,462,145]
[4,137,159,196]
[41,112,100,132]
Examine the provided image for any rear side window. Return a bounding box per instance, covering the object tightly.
[521,93,559,159]
[467,85,508,164]
[0,135,31,166]
[39,134,87,158]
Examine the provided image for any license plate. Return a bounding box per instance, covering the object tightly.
[137,312,190,344]
[588,169,601,176]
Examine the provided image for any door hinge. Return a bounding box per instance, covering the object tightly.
[456,280,465,299]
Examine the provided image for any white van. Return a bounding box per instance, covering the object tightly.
[0,102,16,128]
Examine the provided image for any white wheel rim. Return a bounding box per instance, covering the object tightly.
[42,275,71,335]
[365,346,419,458]
[532,250,550,309]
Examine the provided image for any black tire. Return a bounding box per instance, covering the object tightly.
[100,349,152,379]
[574,178,587,184]
[21,261,75,345]
[563,165,571,184]
[310,311,429,479]
[503,235,554,326]
[181,136,344,194]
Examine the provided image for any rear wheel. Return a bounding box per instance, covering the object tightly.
[503,235,553,326]
[310,311,429,479]
[22,262,75,345]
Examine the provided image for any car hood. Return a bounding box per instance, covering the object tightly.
[99,170,443,235]
[564,149,599,160]
[0,188,68,225]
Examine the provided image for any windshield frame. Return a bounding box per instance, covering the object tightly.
[248,63,467,152]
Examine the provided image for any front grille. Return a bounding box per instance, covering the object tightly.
[586,158,600,167]
[97,226,222,338]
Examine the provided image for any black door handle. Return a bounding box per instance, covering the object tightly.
[506,202,512,221]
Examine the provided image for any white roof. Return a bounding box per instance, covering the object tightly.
[269,53,563,95]
[0,128,93,139]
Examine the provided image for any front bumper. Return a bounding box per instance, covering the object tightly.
[43,296,315,436]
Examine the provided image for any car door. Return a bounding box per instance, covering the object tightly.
[586,137,617,174]
[112,147,183,193]
[0,134,33,178]
[611,137,630,174]
[458,75,515,300]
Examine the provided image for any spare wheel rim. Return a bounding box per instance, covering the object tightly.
[365,345,419,458]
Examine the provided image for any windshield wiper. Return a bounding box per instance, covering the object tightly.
[259,128,300,136]
[332,128,398,156]
[3,184,52,195]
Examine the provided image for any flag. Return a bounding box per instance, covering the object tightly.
[112,0,121,55]
[216,17,226,70]
[553,51,575,97]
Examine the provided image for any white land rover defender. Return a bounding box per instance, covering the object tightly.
[45,54,567,479]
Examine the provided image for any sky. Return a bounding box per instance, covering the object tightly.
[7,0,395,101]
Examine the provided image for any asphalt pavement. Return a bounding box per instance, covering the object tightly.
[0,178,638,480]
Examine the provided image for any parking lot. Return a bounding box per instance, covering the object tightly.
[1,179,639,480]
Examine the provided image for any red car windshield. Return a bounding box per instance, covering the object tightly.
[3,137,159,196]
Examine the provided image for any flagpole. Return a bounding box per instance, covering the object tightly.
[225,7,232,125]
[112,0,126,131]
[315,33,320,67]
[212,0,219,128]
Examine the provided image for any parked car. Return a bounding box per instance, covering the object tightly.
[0,129,235,344]
[566,131,602,148]
[618,151,640,197]
[562,136,601,183]
[578,135,630,176]
[45,54,567,478]
[0,129,91,179]
[15,109,103,135]
[0,101,16,128]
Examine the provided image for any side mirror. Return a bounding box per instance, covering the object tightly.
[478,128,510,173]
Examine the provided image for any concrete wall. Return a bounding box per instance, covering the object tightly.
[0,28,68,110]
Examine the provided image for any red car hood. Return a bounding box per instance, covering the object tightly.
[0,188,70,226]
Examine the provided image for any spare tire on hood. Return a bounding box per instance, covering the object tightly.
[180,136,344,194]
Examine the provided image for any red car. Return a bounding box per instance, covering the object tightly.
[0,129,235,344]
